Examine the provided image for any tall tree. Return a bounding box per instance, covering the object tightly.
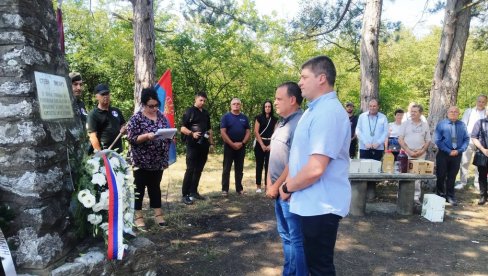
[129,0,155,111]
[360,0,382,111]
[428,0,472,130]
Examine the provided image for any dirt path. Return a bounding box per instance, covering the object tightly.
[136,154,488,275]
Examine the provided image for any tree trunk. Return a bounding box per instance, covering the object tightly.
[360,0,382,112]
[130,0,156,112]
[428,0,472,130]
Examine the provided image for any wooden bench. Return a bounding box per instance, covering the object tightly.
[349,173,437,216]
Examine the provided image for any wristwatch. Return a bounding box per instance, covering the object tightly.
[282,182,291,194]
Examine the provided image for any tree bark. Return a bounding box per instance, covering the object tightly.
[428,0,472,130]
[360,0,382,112]
[130,0,156,112]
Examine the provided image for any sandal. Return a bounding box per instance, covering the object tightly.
[237,190,247,195]
[134,216,147,232]
[154,214,167,227]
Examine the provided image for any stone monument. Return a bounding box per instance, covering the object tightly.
[0,0,84,272]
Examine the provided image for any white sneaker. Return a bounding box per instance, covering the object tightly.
[454,183,465,190]
[256,188,262,193]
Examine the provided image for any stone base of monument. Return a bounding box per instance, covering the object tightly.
[18,237,163,275]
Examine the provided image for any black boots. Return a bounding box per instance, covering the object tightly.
[478,195,487,205]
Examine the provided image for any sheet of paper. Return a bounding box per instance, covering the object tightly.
[154,128,177,139]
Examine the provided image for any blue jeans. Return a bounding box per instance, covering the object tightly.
[275,198,308,276]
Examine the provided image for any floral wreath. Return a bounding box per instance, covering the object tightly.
[76,149,134,260]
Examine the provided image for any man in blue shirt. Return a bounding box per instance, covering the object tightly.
[266,82,307,275]
[279,56,351,275]
[220,98,251,195]
[435,106,469,205]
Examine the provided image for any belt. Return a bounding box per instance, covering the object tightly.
[261,138,271,140]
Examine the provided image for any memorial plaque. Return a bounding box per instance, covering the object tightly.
[34,71,74,120]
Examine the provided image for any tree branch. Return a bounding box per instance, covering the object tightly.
[195,0,254,26]
[111,12,173,33]
[302,0,354,40]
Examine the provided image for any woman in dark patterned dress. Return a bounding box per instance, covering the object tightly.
[127,88,171,230]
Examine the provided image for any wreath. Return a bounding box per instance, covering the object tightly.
[74,149,134,260]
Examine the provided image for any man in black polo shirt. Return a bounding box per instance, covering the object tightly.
[180,92,215,205]
[87,84,126,153]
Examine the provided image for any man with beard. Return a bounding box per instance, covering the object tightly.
[180,92,215,205]
[69,72,88,125]
[345,102,358,158]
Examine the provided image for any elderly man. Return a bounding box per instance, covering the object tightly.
[435,106,469,206]
[266,82,307,275]
[458,95,487,190]
[398,104,431,204]
[402,102,428,123]
[280,56,351,275]
[220,98,251,196]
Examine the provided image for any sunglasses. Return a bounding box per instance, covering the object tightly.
[99,91,110,96]
[146,104,159,109]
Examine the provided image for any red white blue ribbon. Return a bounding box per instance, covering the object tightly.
[102,153,124,260]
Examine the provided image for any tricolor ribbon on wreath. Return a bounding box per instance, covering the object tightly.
[101,153,125,260]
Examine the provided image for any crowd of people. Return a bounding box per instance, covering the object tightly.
[348,96,488,207]
[70,54,487,275]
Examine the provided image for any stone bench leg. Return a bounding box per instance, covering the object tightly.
[350,181,367,216]
[397,180,415,215]
[367,182,376,200]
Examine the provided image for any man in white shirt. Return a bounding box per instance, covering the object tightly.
[356,99,389,161]
[458,95,487,190]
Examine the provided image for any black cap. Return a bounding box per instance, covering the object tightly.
[94,83,109,94]
[345,102,354,107]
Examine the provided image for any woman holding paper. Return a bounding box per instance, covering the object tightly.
[127,88,171,230]
[253,100,277,193]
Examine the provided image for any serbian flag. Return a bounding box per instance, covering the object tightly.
[102,153,124,260]
[155,69,176,165]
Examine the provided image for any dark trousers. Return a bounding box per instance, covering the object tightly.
[349,139,358,159]
[478,166,488,197]
[436,151,462,198]
[301,214,341,276]
[359,149,384,161]
[182,144,209,196]
[254,140,270,186]
[133,169,164,210]
[221,144,245,192]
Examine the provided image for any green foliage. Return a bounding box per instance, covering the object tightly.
[61,0,488,134]
[70,154,94,238]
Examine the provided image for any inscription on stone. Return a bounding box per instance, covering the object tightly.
[34,71,74,120]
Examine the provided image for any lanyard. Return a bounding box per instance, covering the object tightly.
[368,114,378,136]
